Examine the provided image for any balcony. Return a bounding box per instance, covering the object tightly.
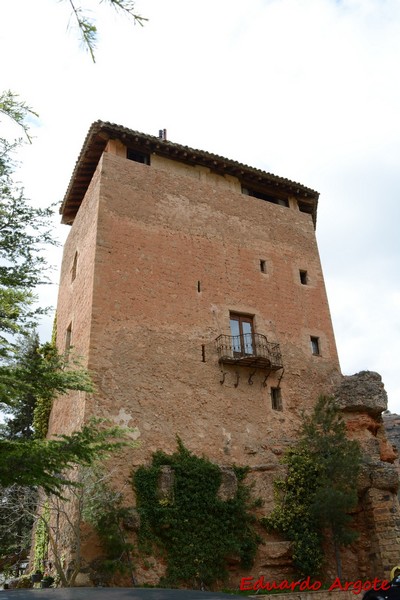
[215,333,283,371]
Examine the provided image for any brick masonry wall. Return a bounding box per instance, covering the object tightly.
[48,158,102,437]
[82,152,341,465]
[50,147,399,585]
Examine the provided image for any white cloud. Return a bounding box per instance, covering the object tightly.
[1,0,399,409]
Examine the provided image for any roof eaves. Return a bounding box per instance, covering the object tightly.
[60,121,319,226]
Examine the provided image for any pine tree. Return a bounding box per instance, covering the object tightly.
[0,333,41,440]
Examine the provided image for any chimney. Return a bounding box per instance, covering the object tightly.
[158,129,167,141]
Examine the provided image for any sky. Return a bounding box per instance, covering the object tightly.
[1,0,399,411]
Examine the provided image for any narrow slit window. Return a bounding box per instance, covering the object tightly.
[201,345,206,362]
[71,251,78,282]
[197,281,201,293]
[271,387,283,411]
[299,270,308,285]
[310,336,320,356]
[65,323,72,352]
[260,260,267,274]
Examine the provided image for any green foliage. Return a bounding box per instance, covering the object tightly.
[0,100,55,359]
[0,339,93,418]
[134,440,259,588]
[64,0,147,62]
[0,335,99,490]
[33,502,49,571]
[12,574,33,588]
[83,470,135,577]
[0,419,129,495]
[0,331,101,565]
[0,484,38,563]
[0,332,94,441]
[301,396,361,547]
[0,90,38,142]
[0,91,53,314]
[0,334,40,440]
[263,446,324,576]
[263,396,361,577]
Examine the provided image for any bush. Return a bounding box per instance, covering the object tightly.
[9,574,33,588]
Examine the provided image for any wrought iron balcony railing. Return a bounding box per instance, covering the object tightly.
[215,333,283,370]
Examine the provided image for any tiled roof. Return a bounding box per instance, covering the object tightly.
[60,121,319,225]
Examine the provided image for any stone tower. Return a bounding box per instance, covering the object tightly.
[49,121,399,584]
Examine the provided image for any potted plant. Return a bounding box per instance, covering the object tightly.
[40,575,54,588]
[31,571,43,583]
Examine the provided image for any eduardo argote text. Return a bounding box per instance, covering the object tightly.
[240,575,391,595]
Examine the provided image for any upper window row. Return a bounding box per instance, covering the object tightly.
[124,151,312,218]
[242,186,289,207]
[127,148,150,165]
[260,260,309,285]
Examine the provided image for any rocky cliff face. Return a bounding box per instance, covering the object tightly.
[335,371,400,578]
[383,410,400,497]
[383,411,400,455]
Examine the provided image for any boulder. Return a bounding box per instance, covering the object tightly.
[335,371,387,416]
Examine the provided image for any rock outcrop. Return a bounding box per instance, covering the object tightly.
[335,371,388,416]
[383,411,400,455]
[335,371,400,578]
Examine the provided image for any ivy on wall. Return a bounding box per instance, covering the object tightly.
[262,445,324,576]
[82,469,136,580]
[262,396,361,578]
[33,501,49,572]
[133,440,260,588]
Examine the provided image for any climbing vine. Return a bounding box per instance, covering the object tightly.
[83,470,136,580]
[262,445,324,576]
[262,396,361,577]
[133,440,260,588]
[33,501,50,572]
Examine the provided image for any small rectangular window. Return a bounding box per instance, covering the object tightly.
[271,387,283,411]
[127,148,150,165]
[260,260,267,273]
[299,270,308,285]
[310,336,320,355]
[242,186,289,207]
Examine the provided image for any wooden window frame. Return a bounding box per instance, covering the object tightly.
[229,313,255,357]
[271,387,283,411]
[310,336,320,356]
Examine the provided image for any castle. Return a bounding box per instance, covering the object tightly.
[49,121,400,585]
